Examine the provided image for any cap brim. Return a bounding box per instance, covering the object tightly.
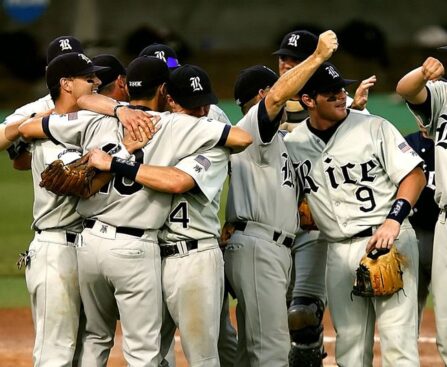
[318,79,357,93]
[438,46,447,51]
[176,92,218,109]
[73,65,110,77]
[272,48,307,60]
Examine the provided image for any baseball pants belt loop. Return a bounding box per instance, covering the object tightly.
[35,229,78,246]
[233,221,295,248]
[440,207,447,224]
[83,219,145,237]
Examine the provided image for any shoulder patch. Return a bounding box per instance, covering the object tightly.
[194,154,211,171]
[67,112,78,121]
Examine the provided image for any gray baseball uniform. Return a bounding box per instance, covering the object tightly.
[285,110,422,367]
[45,109,230,367]
[25,136,83,367]
[225,99,297,367]
[158,147,229,367]
[406,80,447,364]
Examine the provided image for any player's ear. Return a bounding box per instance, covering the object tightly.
[117,75,126,90]
[60,77,72,93]
[301,94,314,109]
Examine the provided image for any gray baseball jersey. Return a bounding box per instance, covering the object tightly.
[158,147,229,242]
[30,140,83,232]
[46,110,230,229]
[208,104,231,125]
[226,101,298,233]
[408,81,447,208]
[284,110,423,242]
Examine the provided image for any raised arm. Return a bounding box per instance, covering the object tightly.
[396,57,445,105]
[264,30,338,121]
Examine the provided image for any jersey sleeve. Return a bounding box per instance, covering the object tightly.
[375,118,424,185]
[169,114,230,158]
[82,115,123,153]
[207,104,231,125]
[42,113,87,147]
[3,95,53,125]
[175,147,229,203]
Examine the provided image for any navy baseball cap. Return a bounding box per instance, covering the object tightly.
[139,43,180,69]
[46,52,109,89]
[234,65,278,107]
[167,64,218,109]
[299,62,357,96]
[46,36,83,64]
[126,56,169,92]
[273,30,318,60]
[91,54,126,91]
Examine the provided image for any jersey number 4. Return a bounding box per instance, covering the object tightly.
[169,202,190,228]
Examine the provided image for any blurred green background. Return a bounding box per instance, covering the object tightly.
[0,96,424,308]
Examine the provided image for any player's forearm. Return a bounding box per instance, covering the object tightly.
[395,167,426,207]
[18,117,46,141]
[396,68,428,105]
[77,94,118,116]
[0,124,12,150]
[135,165,195,194]
[3,119,27,147]
[225,127,253,153]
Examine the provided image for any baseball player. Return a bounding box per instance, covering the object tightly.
[5,52,108,367]
[273,29,377,366]
[405,126,438,330]
[222,30,338,367]
[396,52,447,364]
[92,54,128,102]
[139,41,237,367]
[25,57,251,366]
[285,62,426,367]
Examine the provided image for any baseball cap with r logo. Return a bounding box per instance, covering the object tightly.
[167,64,218,109]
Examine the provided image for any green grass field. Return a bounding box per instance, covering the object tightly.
[0,95,425,307]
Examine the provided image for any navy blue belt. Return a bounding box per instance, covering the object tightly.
[83,219,145,238]
[233,221,294,248]
[159,240,198,257]
[353,227,373,238]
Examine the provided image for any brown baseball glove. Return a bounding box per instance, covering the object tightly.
[40,153,96,198]
[352,244,405,298]
[298,198,318,231]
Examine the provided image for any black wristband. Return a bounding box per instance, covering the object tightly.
[113,104,124,119]
[110,157,140,181]
[386,198,411,224]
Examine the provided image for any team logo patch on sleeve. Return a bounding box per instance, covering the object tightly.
[67,112,78,121]
[194,154,211,171]
[398,141,411,153]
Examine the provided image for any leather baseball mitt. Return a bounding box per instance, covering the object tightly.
[352,245,405,297]
[298,198,318,231]
[40,153,96,198]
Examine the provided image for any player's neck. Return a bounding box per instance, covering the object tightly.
[54,97,79,115]
[308,116,338,131]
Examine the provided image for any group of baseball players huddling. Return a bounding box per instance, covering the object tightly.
[0,26,446,367]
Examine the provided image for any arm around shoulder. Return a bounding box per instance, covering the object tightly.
[224,126,253,153]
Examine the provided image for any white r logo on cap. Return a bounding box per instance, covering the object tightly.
[79,54,92,64]
[326,66,339,79]
[288,34,300,47]
[59,39,72,51]
[154,51,166,62]
[190,76,203,92]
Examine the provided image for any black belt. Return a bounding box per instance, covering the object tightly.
[159,240,198,258]
[36,230,77,244]
[233,222,294,248]
[352,227,373,238]
[83,219,145,238]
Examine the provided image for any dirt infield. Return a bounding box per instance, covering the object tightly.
[0,307,442,366]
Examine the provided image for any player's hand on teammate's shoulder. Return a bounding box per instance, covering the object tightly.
[421,57,445,81]
[123,127,152,153]
[365,219,400,253]
[87,148,112,172]
[33,108,54,119]
[116,106,159,142]
[315,30,338,62]
[351,75,377,111]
